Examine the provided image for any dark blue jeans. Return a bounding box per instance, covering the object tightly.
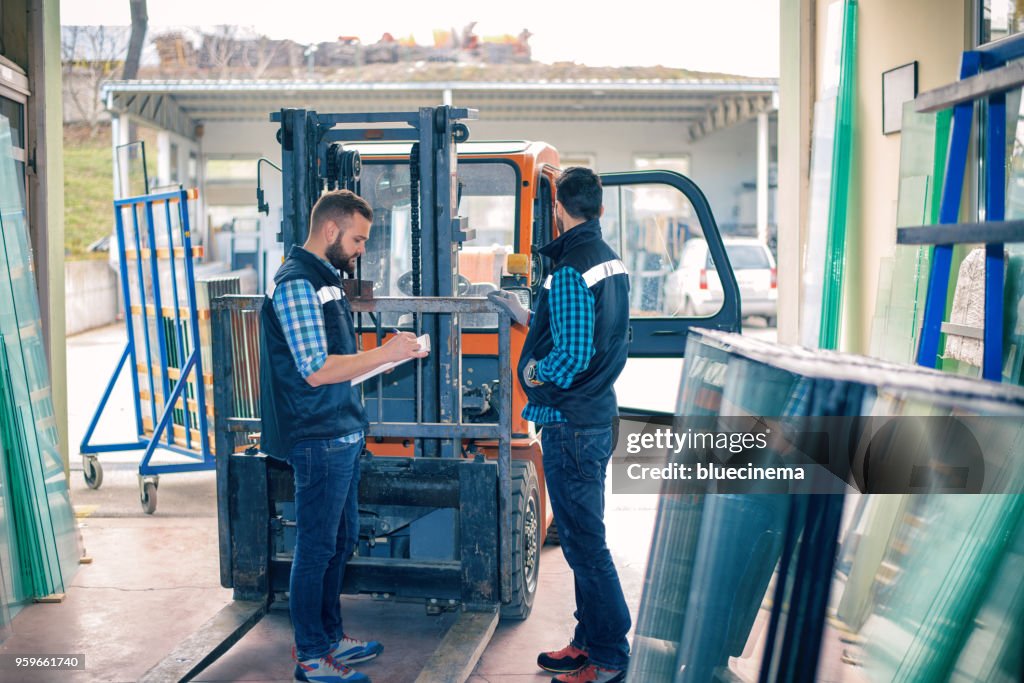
[286,436,363,660]
[541,422,631,671]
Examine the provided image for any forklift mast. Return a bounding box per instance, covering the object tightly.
[273,107,477,459]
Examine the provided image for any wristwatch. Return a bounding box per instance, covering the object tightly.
[524,359,544,387]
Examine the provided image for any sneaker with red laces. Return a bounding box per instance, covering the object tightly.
[538,642,589,673]
[551,663,625,683]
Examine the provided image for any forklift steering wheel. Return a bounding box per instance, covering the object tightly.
[396,271,472,296]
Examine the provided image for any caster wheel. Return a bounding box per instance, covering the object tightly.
[140,480,158,515]
[82,456,103,490]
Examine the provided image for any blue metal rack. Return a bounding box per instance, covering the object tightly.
[900,33,1024,381]
[80,187,214,513]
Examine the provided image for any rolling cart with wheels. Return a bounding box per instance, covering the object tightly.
[79,187,216,514]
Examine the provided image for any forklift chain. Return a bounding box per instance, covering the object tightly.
[325,143,341,190]
[410,143,421,298]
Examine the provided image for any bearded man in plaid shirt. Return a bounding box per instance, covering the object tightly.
[489,167,632,683]
[260,190,427,683]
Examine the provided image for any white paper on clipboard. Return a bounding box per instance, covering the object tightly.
[351,334,430,386]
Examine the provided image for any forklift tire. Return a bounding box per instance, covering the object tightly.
[501,459,541,621]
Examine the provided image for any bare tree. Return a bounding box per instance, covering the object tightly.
[200,25,246,78]
[61,26,131,136]
[245,36,283,78]
[123,0,148,79]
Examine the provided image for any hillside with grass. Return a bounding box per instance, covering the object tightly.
[63,124,114,259]
[63,123,157,260]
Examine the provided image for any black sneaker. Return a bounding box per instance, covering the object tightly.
[538,642,589,673]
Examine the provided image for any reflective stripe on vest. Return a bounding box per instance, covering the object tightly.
[316,286,344,304]
[542,259,628,290]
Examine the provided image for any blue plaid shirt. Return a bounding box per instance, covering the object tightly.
[522,266,596,425]
[272,248,362,443]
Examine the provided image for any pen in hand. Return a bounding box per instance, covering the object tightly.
[384,328,429,361]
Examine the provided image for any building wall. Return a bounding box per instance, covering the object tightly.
[778,0,814,344]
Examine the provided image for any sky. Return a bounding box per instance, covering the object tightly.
[59,0,780,77]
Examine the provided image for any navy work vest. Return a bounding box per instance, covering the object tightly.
[259,247,367,459]
[518,219,630,426]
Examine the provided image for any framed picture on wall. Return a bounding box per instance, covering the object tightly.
[882,61,918,135]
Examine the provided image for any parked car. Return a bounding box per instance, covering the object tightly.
[663,237,777,326]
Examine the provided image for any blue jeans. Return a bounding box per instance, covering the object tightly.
[286,436,363,660]
[541,422,631,670]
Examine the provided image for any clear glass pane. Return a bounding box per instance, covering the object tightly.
[869,102,950,364]
[116,140,149,198]
[999,86,1024,385]
[0,97,24,150]
[357,160,518,329]
[456,162,517,329]
[601,183,735,319]
[981,0,1024,44]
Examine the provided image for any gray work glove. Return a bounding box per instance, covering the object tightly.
[487,290,530,326]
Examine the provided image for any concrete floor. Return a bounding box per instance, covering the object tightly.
[0,324,659,682]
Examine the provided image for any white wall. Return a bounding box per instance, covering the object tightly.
[65,260,118,336]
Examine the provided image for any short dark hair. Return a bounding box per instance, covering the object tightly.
[555,166,602,221]
[310,189,373,233]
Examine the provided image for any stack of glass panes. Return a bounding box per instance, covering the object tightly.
[0,115,80,631]
[627,329,1024,682]
[874,84,1024,386]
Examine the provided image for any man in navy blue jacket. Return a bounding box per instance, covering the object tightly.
[490,167,631,683]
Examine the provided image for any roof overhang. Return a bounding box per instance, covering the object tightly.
[102,78,778,142]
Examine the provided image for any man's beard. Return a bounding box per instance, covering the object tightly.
[325,234,358,275]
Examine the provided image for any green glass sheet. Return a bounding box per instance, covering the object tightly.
[817,0,857,350]
[800,0,858,349]
[0,361,17,637]
[0,114,80,604]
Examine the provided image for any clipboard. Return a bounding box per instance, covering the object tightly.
[351,334,430,386]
